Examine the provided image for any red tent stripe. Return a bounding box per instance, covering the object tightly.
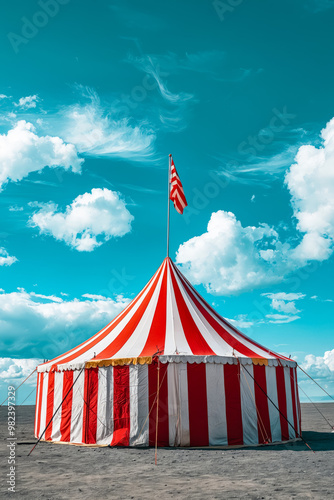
[294,367,302,434]
[45,371,55,441]
[96,263,165,359]
[148,362,169,446]
[187,363,209,446]
[84,367,99,444]
[140,263,168,356]
[289,367,298,438]
[169,265,215,355]
[60,371,74,442]
[172,262,288,360]
[44,261,164,370]
[111,366,130,446]
[224,363,243,445]
[275,366,289,441]
[173,263,262,358]
[35,372,43,437]
[253,364,272,444]
[36,372,44,438]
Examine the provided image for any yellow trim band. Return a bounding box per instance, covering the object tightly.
[85,356,153,369]
[251,358,268,366]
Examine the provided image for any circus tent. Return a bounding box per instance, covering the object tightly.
[34,257,301,448]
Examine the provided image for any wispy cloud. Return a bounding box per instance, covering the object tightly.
[127,53,194,104]
[310,295,333,303]
[216,121,318,185]
[130,50,260,82]
[265,313,301,324]
[54,85,156,160]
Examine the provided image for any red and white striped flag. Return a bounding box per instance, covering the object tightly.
[170,157,187,214]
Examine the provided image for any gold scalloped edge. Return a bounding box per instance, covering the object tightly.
[85,356,153,368]
[251,358,268,366]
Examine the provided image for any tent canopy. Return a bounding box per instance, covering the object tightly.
[39,258,294,373]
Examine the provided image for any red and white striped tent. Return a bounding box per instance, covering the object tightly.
[35,257,301,447]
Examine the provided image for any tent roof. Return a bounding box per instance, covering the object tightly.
[39,258,294,372]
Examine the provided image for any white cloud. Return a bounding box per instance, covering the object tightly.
[14,95,39,109]
[9,205,24,212]
[29,188,134,252]
[262,292,305,314]
[285,117,334,263]
[262,292,305,301]
[82,293,110,300]
[0,120,83,189]
[29,292,63,303]
[0,248,17,266]
[301,349,334,379]
[178,117,334,295]
[0,94,8,99]
[225,314,254,329]
[310,295,333,302]
[58,87,155,159]
[0,357,41,381]
[128,54,194,104]
[176,210,289,295]
[0,288,130,359]
[265,313,300,324]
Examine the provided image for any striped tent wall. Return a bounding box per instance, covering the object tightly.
[34,361,301,447]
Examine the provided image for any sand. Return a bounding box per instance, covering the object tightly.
[1,403,333,499]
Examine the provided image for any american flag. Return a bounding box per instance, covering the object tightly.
[169,157,187,214]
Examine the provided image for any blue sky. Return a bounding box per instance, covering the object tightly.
[0,0,334,403]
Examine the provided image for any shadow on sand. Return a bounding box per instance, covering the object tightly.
[233,431,334,452]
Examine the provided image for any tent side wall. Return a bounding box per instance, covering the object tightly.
[35,361,301,447]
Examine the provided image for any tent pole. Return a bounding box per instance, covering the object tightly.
[166,154,172,258]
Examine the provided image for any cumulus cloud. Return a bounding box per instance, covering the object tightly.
[0,248,17,266]
[58,87,155,159]
[0,357,41,381]
[14,95,39,109]
[0,120,83,189]
[29,188,134,252]
[285,118,334,263]
[176,210,290,295]
[262,292,305,315]
[178,117,334,295]
[0,288,130,359]
[301,349,334,380]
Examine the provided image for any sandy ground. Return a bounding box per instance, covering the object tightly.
[0,403,333,499]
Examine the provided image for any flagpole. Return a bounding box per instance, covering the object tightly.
[166,154,172,258]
